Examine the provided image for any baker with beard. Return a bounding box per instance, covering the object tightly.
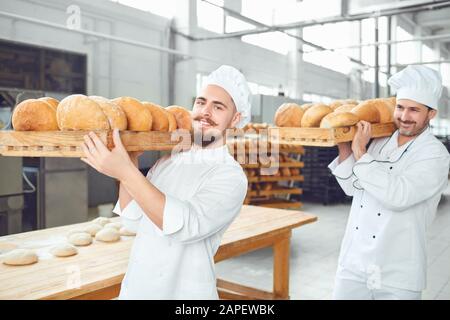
[80,65,251,299]
[329,65,450,300]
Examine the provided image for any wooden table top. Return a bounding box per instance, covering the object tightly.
[0,205,317,300]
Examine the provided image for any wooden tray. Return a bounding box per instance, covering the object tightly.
[269,122,396,147]
[0,130,192,157]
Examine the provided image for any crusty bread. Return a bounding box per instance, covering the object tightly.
[370,99,394,123]
[38,97,59,112]
[351,101,381,123]
[89,96,128,130]
[166,106,192,131]
[384,97,397,116]
[162,108,177,132]
[274,103,304,127]
[57,95,110,130]
[12,99,59,131]
[334,104,356,114]
[320,112,360,128]
[142,102,169,132]
[111,97,152,131]
[300,103,314,111]
[329,99,359,110]
[300,104,333,127]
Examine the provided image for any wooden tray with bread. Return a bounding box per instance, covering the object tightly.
[272,97,397,147]
[0,95,193,157]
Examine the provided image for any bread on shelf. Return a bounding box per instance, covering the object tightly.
[300,104,333,127]
[274,103,304,127]
[166,105,192,131]
[111,96,152,131]
[320,112,360,128]
[12,99,59,131]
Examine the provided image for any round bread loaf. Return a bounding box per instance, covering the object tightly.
[384,97,397,115]
[370,99,394,123]
[111,97,152,131]
[300,104,333,127]
[12,99,59,131]
[38,97,59,111]
[329,99,359,110]
[142,102,169,132]
[300,103,314,111]
[334,104,356,114]
[351,101,381,123]
[57,94,110,130]
[163,108,177,132]
[89,96,128,130]
[320,112,360,128]
[166,106,192,131]
[274,103,304,127]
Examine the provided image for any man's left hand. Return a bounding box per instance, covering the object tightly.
[352,121,372,160]
[81,129,134,180]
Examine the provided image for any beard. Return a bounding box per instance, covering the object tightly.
[192,116,226,148]
[395,118,429,137]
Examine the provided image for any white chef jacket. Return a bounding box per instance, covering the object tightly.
[113,144,248,299]
[329,128,450,291]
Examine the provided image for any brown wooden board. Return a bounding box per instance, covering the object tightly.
[0,130,192,157]
[269,122,396,147]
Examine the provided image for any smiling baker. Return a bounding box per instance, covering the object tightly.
[81,65,251,299]
[329,65,450,300]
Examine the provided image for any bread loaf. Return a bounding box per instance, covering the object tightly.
[89,96,128,130]
[370,99,394,123]
[142,102,169,132]
[38,97,59,111]
[12,99,59,131]
[166,106,192,131]
[300,103,314,111]
[334,104,356,114]
[57,95,109,130]
[320,112,360,128]
[111,97,152,131]
[329,99,358,110]
[300,104,333,127]
[351,102,380,123]
[274,103,304,127]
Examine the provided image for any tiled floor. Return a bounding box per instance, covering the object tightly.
[216,180,450,300]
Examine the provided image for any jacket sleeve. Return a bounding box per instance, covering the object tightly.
[162,167,248,244]
[328,154,358,196]
[352,150,450,211]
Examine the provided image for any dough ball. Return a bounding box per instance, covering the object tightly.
[104,222,122,230]
[91,217,111,227]
[68,232,92,246]
[3,249,38,266]
[83,224,103,236]
[95,228,121,243]
[119,227,136,236]
[50,243,78,257]
[12,99,59,131]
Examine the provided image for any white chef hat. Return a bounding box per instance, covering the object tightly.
[388,65,442,110]
[203,65,252,128]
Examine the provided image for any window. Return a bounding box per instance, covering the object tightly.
[197,0,224,33]
[302,22,358,74]
[303,93,334,104]
[109,0,176,18]
[396,26,416,65]
[248,82,278,96]
[242,31,295,55]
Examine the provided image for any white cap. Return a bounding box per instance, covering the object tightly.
[203,65,252,128]
[388,65,442,110]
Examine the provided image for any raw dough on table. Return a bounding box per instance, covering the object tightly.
[119,227,136,236]
[83,224,103,236]
[103,222,122,230]
[95,228,120,242]
[68,232,92,246]
[91,217,110,227]
[50,243,78,257]
[2,249,38,266]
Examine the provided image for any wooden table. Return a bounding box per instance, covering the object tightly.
[0,205,317,300]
